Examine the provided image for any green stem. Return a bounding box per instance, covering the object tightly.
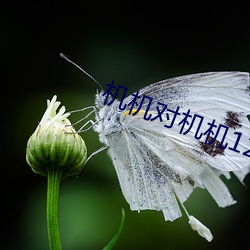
[47,165,63,250]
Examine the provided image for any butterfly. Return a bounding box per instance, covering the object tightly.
[61,55,250,241]
[92,72,250,241]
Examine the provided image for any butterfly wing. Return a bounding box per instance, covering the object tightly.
[123,72,250,174]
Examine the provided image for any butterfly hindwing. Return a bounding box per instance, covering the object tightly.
[107,122,182,221]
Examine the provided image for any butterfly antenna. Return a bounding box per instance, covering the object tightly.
[60,53,103,91]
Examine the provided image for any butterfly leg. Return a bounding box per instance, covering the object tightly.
[70,106,96,126]
[85,145,108,165]
[68,106,102,132]
[77,118,104,133]
[77,145,108,176]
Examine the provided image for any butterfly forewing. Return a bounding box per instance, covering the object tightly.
[122,72,250,173]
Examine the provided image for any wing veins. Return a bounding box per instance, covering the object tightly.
[123,130,152,208]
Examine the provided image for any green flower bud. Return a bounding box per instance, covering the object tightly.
[26,95,87,178]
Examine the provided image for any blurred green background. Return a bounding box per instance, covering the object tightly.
[2,2,250,250]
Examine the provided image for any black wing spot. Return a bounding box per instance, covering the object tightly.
[224,111,242,129]
[199,136,225,157]
[247,114,250,122]
[186,177,195,186]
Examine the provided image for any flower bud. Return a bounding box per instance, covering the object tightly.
[26,95,87,178]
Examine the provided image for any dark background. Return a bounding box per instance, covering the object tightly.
[2,1,250,250]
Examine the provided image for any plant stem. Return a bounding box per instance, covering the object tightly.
[47,165,63,250]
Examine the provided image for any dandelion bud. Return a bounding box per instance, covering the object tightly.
[26,95,87,178]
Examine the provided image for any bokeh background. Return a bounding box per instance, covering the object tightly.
[2,1,250,250]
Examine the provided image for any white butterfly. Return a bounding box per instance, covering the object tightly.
[61,55,250,242]
[91,72,250,241]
